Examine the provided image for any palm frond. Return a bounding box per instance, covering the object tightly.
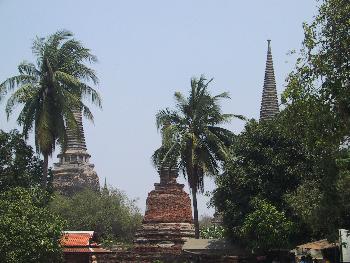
[18,96,39,139]
[203,128,228,161]
[232,114,247,121]
[207,126,235,146]
[156,108,182,130]
[153,142,180,168]
[47,29,73,49]
[174,91,187,107]
[32,36,45,61]
[5,84,37,118]
[0,75,36,100]
[55,71,102,108]
[18,61,40,77]
[213,91,231,100]
[81,104,94,123]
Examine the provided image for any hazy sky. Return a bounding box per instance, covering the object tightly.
[0,0,317,216]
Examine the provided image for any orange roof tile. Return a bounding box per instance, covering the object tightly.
[61,233,92,247]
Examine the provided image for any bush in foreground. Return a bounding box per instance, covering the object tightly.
[0,187,64,263]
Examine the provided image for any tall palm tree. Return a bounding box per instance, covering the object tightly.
[0,30,102,188]
[153,76,243,238]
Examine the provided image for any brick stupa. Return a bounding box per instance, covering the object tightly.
[133,167,195,256]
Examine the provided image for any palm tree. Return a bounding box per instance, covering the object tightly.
[153,76,243,238]
[0,30,102,188]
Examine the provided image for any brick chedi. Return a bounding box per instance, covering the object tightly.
[260,40,279,121]
[52,109,100,196]
[133,167,195,258]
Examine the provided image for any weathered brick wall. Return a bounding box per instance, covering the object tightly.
[91,251,257,263]
[132,167,195,258]
[143,184,193,223]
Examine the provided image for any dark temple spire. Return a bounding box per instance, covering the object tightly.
[259,40,279,121]
[65,109,87,152]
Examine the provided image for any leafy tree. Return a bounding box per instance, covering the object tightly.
[279,0,350,240]
[0,30,101,187]
[213,118,314,249]
[49,187,142,245]
[283,0,350,135]
[152,76,241,238]
[336,150,350,223]
[240,198,293,252]
[214,110,350,249]
[0,129,44,191]
[199,214,214,230]
[0,187,65,263]
[200,225,225,239]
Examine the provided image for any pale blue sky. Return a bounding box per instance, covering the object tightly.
[0,0,317,216]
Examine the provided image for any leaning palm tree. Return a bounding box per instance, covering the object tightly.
[153,75,242,238]
[0,30,102,188]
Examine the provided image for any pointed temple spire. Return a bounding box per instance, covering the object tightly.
[259,40,279,121]
[103,177,108,191]
[65,109,87,152]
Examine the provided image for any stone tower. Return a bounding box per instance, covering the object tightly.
[260,40,279,121]
[133,167,195,258]
[52,109,100,196]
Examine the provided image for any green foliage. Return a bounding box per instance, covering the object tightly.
[213,118,311,250]
[0,187,65,263]
[0,129,44,191]
[283,0,350,132]
[240,198,293,252]
[198,214,214,230]
[337,151,350,216]
[49,188,142,245]
[0,30,101,186]
[214,112,350,249]
[152,75,240,238]
[280,0,350,241]
[200,225,225,239]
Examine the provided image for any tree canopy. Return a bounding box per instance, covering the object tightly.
[0,187,65,263]
[49,187,142,245]
[213,108,350,251]
[0,129,44,191]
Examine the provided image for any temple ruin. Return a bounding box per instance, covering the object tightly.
[260,40,279,121]
[52,109,100,196]
[133,166,195,258]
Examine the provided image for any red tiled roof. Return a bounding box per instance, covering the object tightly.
[61,233,92,247]
[61,231,112,254]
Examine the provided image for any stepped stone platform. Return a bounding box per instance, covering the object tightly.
[52,151,99,196]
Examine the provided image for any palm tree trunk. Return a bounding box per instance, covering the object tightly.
[191,189,200,239]
[42,153,48,188]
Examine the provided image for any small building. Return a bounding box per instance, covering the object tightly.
[295,239,340,263]
[182,239,254,263]
[61,231,111,263]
